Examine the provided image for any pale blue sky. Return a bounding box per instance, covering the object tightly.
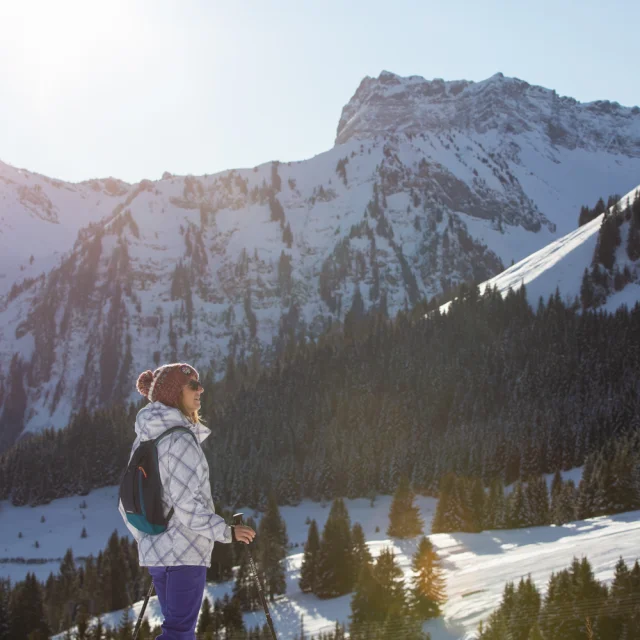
[1,0,637,184]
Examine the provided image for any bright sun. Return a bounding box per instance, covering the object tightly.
[3,0,147,104]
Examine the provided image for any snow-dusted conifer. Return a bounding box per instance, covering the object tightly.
[410,537,446,619]
[299,519,320,593]
[257,494,287,601]
[315,498,354,598]
[506,480,528,529]
[351,522,372,586]
[525,475,550,526]
[387,475,423,538]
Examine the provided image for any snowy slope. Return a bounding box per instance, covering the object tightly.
[441,185,640,313]
[3,471,635,640]
[0,469,584,583]
[48,510,640,639]
[0,160,130,296]
[2,71,640,446]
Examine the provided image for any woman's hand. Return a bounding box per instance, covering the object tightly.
[233,525,256,544]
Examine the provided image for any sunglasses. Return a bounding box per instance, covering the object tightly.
[185,379,203,391]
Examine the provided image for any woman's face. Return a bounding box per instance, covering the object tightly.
[181,376,203,414]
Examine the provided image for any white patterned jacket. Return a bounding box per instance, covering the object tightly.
[118,402,232,566]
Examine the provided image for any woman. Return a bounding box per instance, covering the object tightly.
[118,362,255,639]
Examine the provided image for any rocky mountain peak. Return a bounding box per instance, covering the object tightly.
[335,71,640,156]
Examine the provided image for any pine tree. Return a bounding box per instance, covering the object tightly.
[210,598,225,638]
[549,472,566,523]
[75,603,90,640]
[524,476,550,527]
[101,531,130,612]
[355,547,426,639]
[299,519,320,593]
[59,547,79,630]
[0,580,10,640]
[197,597,213,634]
[350,548,408,639]
[269,195,285,224]
[136,620,152,640]
[580,268,595,309]
[592,457,615,516]
[349,562,376,633]
[350,522,373,588]
[576,455,597,520]
[387,476,424,538]
[506,576,541,640]
[450,477,471,532]
[608,557,632,639]
[595,211,621,270]
[316,498,354,598]
[117,607,132,640]
[478,581,515,639]
[221,594,244,636]
[410,537,446,619]
[628,560,640,633]
[552,480,577,524]
[627,191,640,261]
[233,550,261,611]
[116,607,133,640]
[467,477,486,532]
[257,494,288,601]
[506,480,528,528]
[8,573,50,640]
[539,559,605,640]
[578,205,587,227]
[594,197,607,217]
[89,616,104,640]
[610,443,640,513]
[485,477,506,530]
[432,473,463,533]
[282,222,293,248]
[344,287,366,341]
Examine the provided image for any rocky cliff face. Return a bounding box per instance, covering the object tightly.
[1,71,640,449]
[336,71,640,156]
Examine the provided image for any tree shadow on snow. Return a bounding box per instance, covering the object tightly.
[435,511,637,563]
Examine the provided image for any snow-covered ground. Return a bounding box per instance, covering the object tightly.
[0,486,133,583]
[3,467,639,639]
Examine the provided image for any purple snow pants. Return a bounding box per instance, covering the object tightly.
[148,565,207,640]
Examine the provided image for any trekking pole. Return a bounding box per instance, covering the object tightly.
[233,512,278,640]
[133,579,154,640]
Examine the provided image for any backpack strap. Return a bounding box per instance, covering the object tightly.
[153,426,199,522]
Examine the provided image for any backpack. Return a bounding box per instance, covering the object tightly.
[119,426,198,534]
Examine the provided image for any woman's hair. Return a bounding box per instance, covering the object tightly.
[176,394,204,425]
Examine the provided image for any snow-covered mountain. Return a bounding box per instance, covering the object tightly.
[337,71,640,157]
[440,185,640,313]
[0,160,131,295]
[1,71,640,449]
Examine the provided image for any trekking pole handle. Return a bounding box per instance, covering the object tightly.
[232,512,244,526]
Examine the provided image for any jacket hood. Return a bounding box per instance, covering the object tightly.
[134,401,211,444]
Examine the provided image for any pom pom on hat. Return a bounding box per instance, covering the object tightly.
[136,370,155,398]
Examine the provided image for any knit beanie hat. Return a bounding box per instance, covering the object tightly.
[136,363,200,407]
